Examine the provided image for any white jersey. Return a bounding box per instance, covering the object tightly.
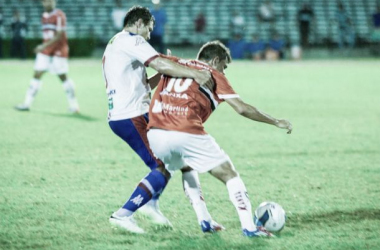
[102,31,159,121]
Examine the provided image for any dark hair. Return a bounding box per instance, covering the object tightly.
[123,5,154,27]
[197,40,232,63]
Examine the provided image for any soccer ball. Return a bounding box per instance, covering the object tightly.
[254,201,286,232]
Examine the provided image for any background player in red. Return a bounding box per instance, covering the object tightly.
[115,40,292,236]
[15,0,79,113]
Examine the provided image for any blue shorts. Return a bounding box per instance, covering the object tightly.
[109,113,161,170]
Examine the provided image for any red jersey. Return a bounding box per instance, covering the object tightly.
[41,9,69,57]
[148,55,239,135]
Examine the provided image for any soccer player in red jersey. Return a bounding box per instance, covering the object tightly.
[16,0,79,113]
[120,41,292,236]
[105,6,222,234]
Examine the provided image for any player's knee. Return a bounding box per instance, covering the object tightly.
[58,74,67,82]
[224,169,239,182]
[223,168,238,183]
[181,166,193,173]
[156,164,171,180]
[34,71,44,79]
[209,161,238,184]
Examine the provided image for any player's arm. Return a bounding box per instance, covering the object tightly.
[148,49,169,89]
[225,97,292,134]
[148,57,213,87]
[34,30,64,53]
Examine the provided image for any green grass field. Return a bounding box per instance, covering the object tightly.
[1,58,379,250]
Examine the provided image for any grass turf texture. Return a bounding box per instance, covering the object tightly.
[0,59,379,250]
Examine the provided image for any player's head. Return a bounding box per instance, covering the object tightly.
[197,41,232,74]
[42,0,56,12]
[123,6,155,40]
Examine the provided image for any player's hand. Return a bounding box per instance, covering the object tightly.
[196,70,214,90]
[276,119,292,134]
[34,44,45,54]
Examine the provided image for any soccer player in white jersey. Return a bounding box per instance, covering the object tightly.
[15,0,79,113]
[120,41,292,236]
[103,6,223,233]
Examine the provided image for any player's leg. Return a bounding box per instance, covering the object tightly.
[164,132,228,233]
[110,164,171,232]
[181,133,271,237]
[209,161,272,237]
[15,53,48,111]
[338,28,345,49]
[110,128,179,233]
[347,29,355,49]
[57,73,79,113]
[53,56,80,113]
[181,166,225,232]
[109,115,171,226]
[109,115,162,170]
[115,164,170,215]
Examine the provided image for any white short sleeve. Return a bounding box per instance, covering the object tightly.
[120,34,159,66]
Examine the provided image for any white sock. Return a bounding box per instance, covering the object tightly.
[182,170,212,224]
[62,79,79,111]
[24,78,42,107]
[144,199,159,209]
[115,208,133,217]
[226,177,256,231]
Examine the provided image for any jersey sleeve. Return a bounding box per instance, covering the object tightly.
[213,72,239,100]
[121,35,159,66]
[56,11,66,32]
[159,54,181,63]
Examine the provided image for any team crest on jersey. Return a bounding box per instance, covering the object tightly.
[135,36,146,46]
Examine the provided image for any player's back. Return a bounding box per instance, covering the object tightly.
[102,31,159,121]
[148,56,237,135]
[41,9,68,57]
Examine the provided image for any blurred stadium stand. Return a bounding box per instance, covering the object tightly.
[0,0,377,46]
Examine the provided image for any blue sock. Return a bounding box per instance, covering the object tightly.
[122,170,168,213]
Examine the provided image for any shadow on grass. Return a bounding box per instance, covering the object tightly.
[287,209,380,229]
[37,111,99,122]
[256,150,380,158]
[154,231,271,250]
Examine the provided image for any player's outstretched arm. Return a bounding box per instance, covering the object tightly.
[34,31,64,53]
[225,97,292,134]
[147,49,172,89]
[149,57,213,86]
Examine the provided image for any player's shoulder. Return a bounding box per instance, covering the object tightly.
[117,32,147,45]
[210,68,230,87]
[54,9,66,17]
